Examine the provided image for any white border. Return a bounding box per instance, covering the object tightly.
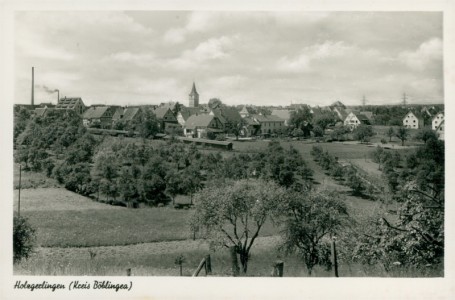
[1,1,454,299]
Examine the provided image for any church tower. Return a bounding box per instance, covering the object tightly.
[189,82,199,107]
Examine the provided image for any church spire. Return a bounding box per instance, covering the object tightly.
[188,82,199,107]
[190,82,198,96]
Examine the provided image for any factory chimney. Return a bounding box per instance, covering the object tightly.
[31,67,34,106]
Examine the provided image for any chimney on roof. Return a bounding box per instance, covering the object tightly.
[31,67,34,106]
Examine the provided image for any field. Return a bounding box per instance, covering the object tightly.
[13,138,431,276]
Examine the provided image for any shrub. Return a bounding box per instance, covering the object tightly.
[13,216,37,263]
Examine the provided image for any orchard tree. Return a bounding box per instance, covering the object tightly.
[190,179,287,274]
[395,126,409,146]
[279,190,351,275]
[386,127,395,142]
[289,106,312,130]
[313,111,337,132]
[414,128,438,143]
[13,216,37,263]
[353,125,374,143]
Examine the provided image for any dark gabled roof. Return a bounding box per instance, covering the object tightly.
[189,82,198,96]
[179,107,202,121]
[243,117,260,126]
[83,106,110,119]
[359,111,373,121]
[153,107,173,119]
[211,107,242,124]
[251,114,285,122]
[34,108,48,117]
[330,101,346,109]
[123,107,141,121]
[56,97,84,109]
[271,109,292,121]
[404,110,424,120]
[185,114,216,129]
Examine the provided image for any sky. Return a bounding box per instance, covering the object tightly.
[14,11,443,107]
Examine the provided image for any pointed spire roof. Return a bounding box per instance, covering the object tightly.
[189,82,198,96]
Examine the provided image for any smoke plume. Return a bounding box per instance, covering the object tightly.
[41,85,59,93]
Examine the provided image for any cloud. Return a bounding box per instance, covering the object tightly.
[398,38,442,71]
[102,52,156,66]
[167,36,236,70]
[276,41,355,73]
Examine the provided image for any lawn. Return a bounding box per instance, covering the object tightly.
[13,163,60,189]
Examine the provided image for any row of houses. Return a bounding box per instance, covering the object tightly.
[29,93,444,140]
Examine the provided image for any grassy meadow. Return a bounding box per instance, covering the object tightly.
[13,136,429,276]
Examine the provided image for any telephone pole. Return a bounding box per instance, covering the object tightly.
[402,92,407,106]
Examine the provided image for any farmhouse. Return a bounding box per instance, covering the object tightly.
[251,114,285,134]
[239,105,255,118]
[403,111,424,129]
[184,114,223,138]
[210,107,243,132]
[271,109,292,126]
[153,107,180,131]
[432,112,444,130]
[242,117,261,137]
[344,111,372,130]
[82,106,116,128]
[177,107,202,127]
[435,119,444,140]
[55,97,86,115]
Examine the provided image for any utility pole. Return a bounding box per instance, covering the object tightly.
[362,95,366,107]
[402,92,407,106]
[18,164,22,217]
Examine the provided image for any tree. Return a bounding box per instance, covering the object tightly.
[139,109,159,138]
[208,98,223,109]
[289,106,312,130]
[344,167,365,195]
[386,127,395,142]
[230,119,247,141]
[313,126,324,138]
[190,179,286,274]
[313,111,337,132]
[414,128,438,143]
[353,125,374,143]
[395,127,409,146]
[279,190,350,275]
[13,216,37,263]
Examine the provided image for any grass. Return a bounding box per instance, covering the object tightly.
[14,236,443,277]
[13,163,60,189]
[14,188,279,247]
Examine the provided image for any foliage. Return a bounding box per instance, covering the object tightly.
[352,139,444,269]
[138,109,160,138]
[353,125,375,143]
[208,98,223,109]
[386,127,395,142]
[289,106,312,131]
[313,111,337,131]
[414,128,438,143]
[13,216,37,263]
[395,127,409,146]
[330,126,349,141]
[344,166,365,195]
[279,190,351,275]
[312,126,324,137]
[190,179,287,274]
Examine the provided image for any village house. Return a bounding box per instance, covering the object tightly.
[184,114,224,138]
[153,107,180,131]
[432,112,444,130]
[177,107,203,127]
[435,120,444,140]
[55,97,86,115]
[251,114,285,135]
[242,117,261,137]
[403,111,424,129]
[239,105,255,118]
[344,111,372,130]
[82,106,116,128]
[210,106,243,132]
[271,109,292,126]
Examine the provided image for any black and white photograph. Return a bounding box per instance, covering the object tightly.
[2,1,454,299]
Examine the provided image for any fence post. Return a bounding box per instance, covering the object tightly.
[230,246,240,277]
[205,254,212,275]
[331,238,339,277]
[192,257,206,277]
[18,164,22,217]
[272,260,284,277]
[126,268,131,276]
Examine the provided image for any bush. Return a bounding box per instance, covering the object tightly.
[13,216,37,263]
